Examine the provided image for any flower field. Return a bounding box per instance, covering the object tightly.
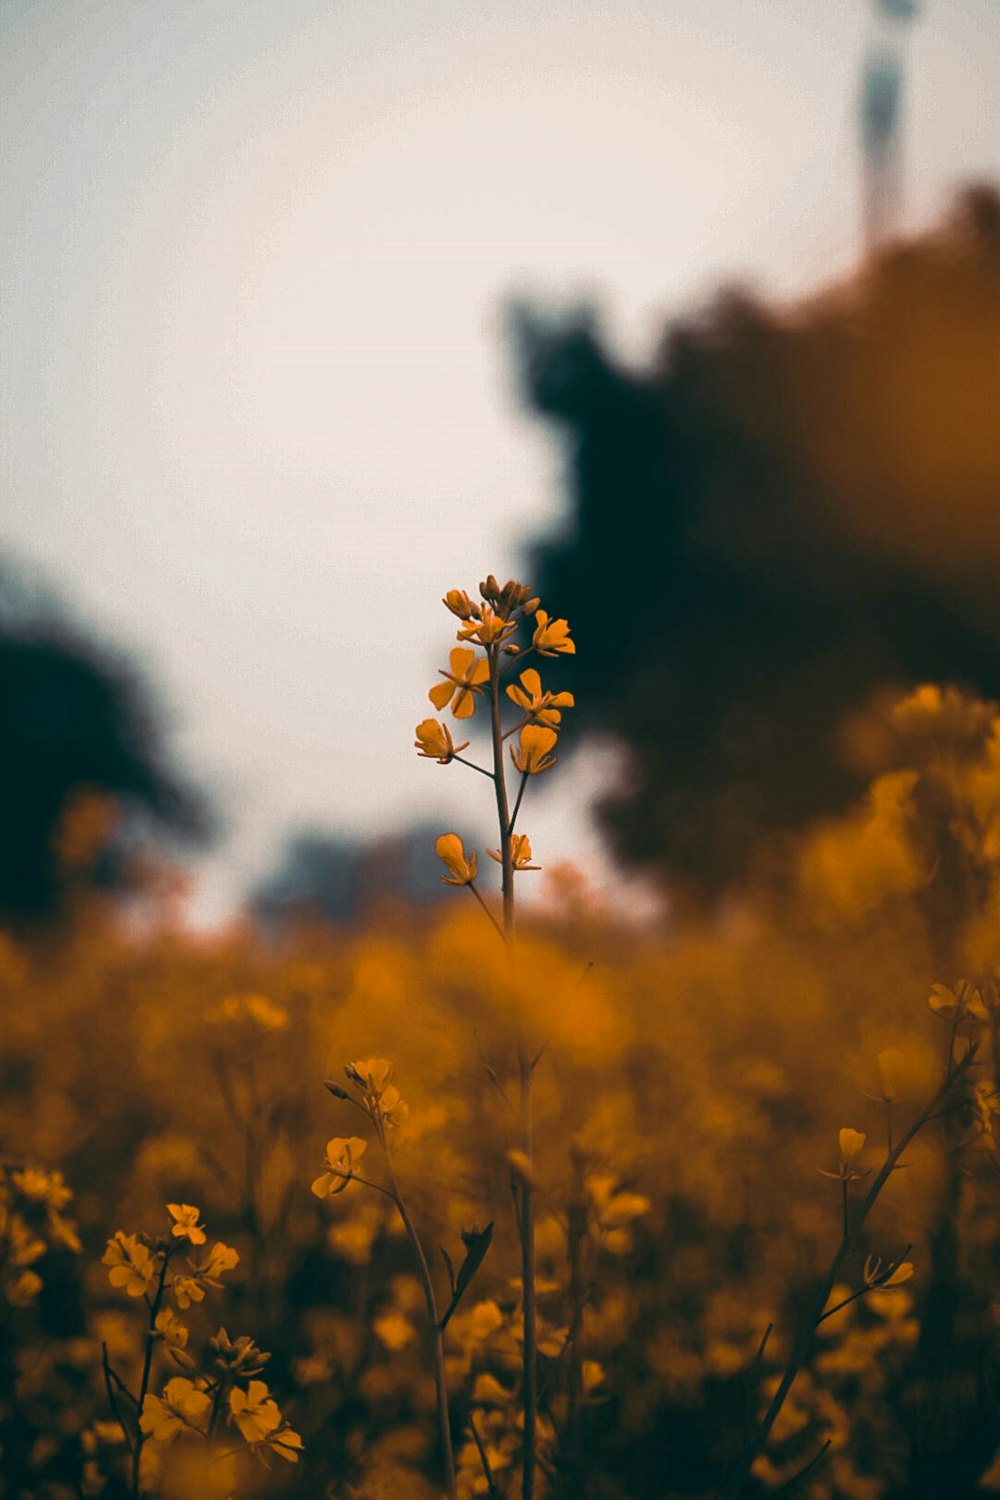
[1,581,998,1499]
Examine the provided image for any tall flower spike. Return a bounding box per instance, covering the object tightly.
[435,833,478,885]
[511,725,559,775]
[532,609,576,656]
[415,718,468,763]
[429,647,490,719]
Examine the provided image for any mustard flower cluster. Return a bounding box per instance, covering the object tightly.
[414,574,575,899]
[0,1161,80,1309]
[96,1203,301,1494]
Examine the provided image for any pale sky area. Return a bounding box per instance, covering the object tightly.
[2,0,999,923]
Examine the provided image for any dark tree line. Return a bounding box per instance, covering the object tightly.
[513,186,1000,899]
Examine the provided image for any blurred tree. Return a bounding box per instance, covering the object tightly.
[0,567,212,925]
[511,186,1000,901]
[249,821,472,931]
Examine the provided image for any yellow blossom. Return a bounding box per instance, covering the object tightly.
[167,1203,206,1245]
[12,1166,72,1210]
[311,1137,368,1198]
[6,1269,43,1306]
[532,609,575,656]
[346,1057,394,1093]
[443,588,478,620]
[511,725,558,776]
[435,833,478,885]
[103,1232,156,1298]
[139,1377,210,1440]
[414,718,468,763]
[171,1276,205,1310]
[207,992,289,1030]
[506,667,574,728]
[457,604,516,645]
[154,1307,190,1350]
[487,834,540,871]
[428,647,490,719]
[197,1242,240,1284]
[229,1379,282,1443]
[839,1128,866,1165]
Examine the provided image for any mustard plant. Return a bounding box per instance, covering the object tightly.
[423,574,575,1500]
[720,985,988,1498]
[314,1057,493,1500]
[98,1202,301,1497]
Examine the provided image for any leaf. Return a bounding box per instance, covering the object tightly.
[440,1245,457,1297]
[438,1223,494,1332]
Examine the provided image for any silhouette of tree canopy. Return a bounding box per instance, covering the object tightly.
[0,570,211,924]
[512,186,1000,897]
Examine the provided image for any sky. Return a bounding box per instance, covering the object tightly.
[2,0,999,923]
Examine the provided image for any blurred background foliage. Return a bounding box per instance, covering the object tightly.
[1,191,1000,1496]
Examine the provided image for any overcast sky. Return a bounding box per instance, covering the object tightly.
[2,0,999,923]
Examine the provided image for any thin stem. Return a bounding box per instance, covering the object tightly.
[131,1248,172,1499]
[453,754,495,780]
[468,881,506,942]
[469,1411,503,1500]
[508,772,529,837]
[487,640,537,1500]
[381,1135,457,1500]
[102,1344,135,1456]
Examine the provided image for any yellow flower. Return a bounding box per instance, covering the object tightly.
[378,1084,409,1128]
[487,834,540,871]
[819,1128,869,1183]
[229,1380,282,1443]
[506,667,574,728]
[12,1166,72,1211]
[311,1137,368,1198]
[6,1269,43,1306]
[457,605,516,645]
[207,992,289,1030]
[171,1276,205,1310]
[139,1377,210,1440]
[511,725,558,776]
[344,1058,409,1127]
[414,718,468,763]
[428,647,490,719]
[435,833,478,884]
[103,1232,156,1298]
[167,1204,206,1245]
[346,1057,394,1093]
[443,588,478,620]
[532,609,575,656]
[197,1242,240,1284]
[269,1426,304,1463]
[154,1308,189,1350]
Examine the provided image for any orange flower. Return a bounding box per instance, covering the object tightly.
[428,647,490,719]
[457,605,516,646]
[506,668,574,728]
[442,588,478,620]
[435,833,478,884]
[532,609,575,656]
[414,718,468,763]
[487,834,540,871]
[511,725,558,775]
